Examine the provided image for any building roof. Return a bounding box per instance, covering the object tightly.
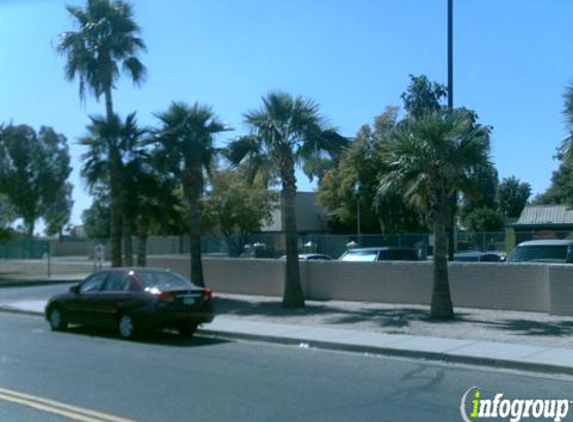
[515,205,573,226]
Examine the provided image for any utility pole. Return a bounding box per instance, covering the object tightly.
[447,0,454,109]
[447,0,455,261]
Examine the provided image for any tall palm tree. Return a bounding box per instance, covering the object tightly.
[154,102,230,287]
[79,112,147,266]
[228,92,348,308]
[58,0,146,266]
[380,110,490,319]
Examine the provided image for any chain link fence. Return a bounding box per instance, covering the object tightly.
[0,230,520,282]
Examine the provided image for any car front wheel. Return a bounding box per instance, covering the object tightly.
[48,307,68,331]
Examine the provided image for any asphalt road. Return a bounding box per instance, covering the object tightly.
[1,313,573,422]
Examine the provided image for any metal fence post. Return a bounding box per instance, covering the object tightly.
[46,242,51,279]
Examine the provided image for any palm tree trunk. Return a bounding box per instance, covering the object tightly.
[430,203,454,319]
[448,194,457,261]
[123,213,133,267]
[109,166,123,267]
[136,217,148,267]
[26,218,35,238]
[280,162,305,308]
[186,165,204,287]
[105,87,123,267]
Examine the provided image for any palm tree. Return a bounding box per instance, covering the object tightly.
[380,110,490,319]
[58,0,146,266]
[126,151,182,267]
[79,112,147,266]
[228,92,348,308]
[153,102,230,287]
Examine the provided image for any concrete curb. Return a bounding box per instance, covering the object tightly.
[198,329,573,377]
[3,305,572,377]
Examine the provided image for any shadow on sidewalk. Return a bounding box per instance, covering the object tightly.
[214,297,473,329]
[480,319,573,337]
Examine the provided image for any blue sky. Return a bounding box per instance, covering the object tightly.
[1,0,573,229]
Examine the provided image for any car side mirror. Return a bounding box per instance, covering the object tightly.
[70,284,80,295]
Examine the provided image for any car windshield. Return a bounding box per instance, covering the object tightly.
[509,245,568,263]
[136,271,194,290]
[340,251,378,262]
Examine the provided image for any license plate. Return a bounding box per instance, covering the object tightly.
[183,297,196,306]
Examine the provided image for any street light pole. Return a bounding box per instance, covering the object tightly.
[357,196,361,246]
[446,0,456,261]
[447,0,454,110]
[355,181,362,246]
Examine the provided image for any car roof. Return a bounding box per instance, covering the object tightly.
[516,240,573,246]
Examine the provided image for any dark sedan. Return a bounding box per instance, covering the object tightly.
[45,268,215,339]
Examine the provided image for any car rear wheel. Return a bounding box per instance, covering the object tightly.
[178,323,198,338]
[118,314,137,340]
[48,307,68,331]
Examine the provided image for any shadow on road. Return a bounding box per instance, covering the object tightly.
[62,325,230,347]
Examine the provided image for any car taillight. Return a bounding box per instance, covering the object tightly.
[203,288,212,300]
[157,291,174,303]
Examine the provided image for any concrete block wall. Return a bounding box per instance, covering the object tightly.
[449,263,549,313]
[302,260,432,304]
[146,256,573,315]
[49,241,91,257]
[148,256,284,296]
[548,265,573,316]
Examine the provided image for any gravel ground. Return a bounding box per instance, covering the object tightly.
[214,293,573,349]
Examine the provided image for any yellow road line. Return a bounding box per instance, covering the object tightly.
[0,388,143,422]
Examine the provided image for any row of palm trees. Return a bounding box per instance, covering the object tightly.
[58,0,491,318]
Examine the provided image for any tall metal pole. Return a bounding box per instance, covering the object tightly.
[447,0,455,261]
[447,0,454,110]
[357,199,361,246]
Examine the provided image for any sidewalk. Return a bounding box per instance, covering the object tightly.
[3,295,573,376]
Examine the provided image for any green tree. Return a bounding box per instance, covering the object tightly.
[463,207,504,232]
[401,74,447,120]
[82,190,111,240]
[58,0,146,266]
[201,168,277,256]
[228,92,348,308]
[45,182,74,239]
[496,176,531,219]
[532,162,573,205]
[534,85,573,206]
[0,194,15,231]
[319,107,426,234]
[380,110,491,319]
[0,124,72,237]
[154,102,230,286]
